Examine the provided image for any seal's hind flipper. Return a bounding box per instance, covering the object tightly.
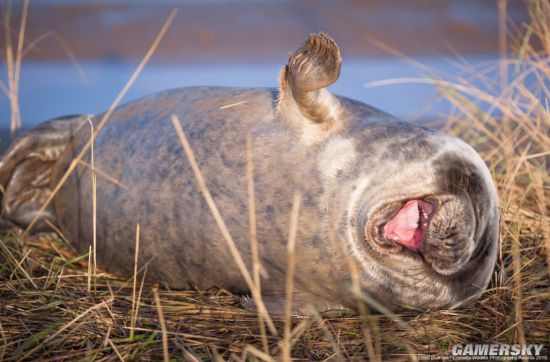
[0,115,89,231]
[278,32,343,129]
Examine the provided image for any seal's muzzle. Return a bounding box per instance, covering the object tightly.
[366,193,477,276]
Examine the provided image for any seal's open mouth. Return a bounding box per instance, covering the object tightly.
[383,200,434,251]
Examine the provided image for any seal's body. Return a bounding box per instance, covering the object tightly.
[0,34,499,313]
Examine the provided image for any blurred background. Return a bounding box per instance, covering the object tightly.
[0,0,533,147]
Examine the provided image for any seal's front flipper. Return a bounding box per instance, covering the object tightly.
[278,32,345,137]
[0,115,89,231]
[241,292,348,316]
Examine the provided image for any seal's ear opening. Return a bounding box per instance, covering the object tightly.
[277,32,344,129]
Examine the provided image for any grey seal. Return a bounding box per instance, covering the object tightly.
[0,33,499,314]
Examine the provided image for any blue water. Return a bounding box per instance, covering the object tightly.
[33,0,294,3]
[0,55,502,145]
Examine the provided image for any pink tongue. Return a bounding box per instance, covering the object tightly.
[383,200,424,250]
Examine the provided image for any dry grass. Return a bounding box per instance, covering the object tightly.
[2,0,27,140]
[0,221,547,361]
[1,1,549,361]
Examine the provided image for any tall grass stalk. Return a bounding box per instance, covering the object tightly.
[130,223,140,340]
[281,191,301,362]
[88,119,97,293]
[246,133,270,353]
[3,0,28,139]
[153,288,169,362]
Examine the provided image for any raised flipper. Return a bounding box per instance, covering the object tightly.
[277,32,345,142]
[0,115,89,231]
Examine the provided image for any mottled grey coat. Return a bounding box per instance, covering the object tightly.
[0,34,499,313]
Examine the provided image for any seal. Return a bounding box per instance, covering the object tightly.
[0,33,499,314]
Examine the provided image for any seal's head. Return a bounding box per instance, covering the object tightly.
[278,33,499,310]
[351,130,499,309]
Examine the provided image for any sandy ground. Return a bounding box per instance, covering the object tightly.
[4,0,531,64]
